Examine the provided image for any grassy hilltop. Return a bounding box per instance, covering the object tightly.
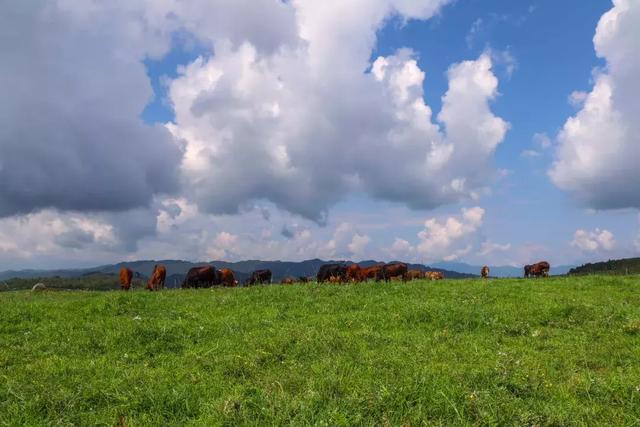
[1,276,640,425]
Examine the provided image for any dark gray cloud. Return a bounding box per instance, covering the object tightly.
[0,1,182,217]
[281,225,295,239]
[54,229,96,249]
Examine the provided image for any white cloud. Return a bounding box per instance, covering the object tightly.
[477,241,511,256]
[0,1,515,267]
[169,2,508,222]
[521,132,551,158]
[533,132,552,149]
[466,18,483,49]
[348,234,371,257]
[521,150,541,158]
[386,207,485,262]
[571,228,616,252]
[0,208,157,265]
[550,0,640,209]
[568,91,588,107]
[490,48,518,78]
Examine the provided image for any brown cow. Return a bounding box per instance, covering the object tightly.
[182,266,220,288]
[383,262,408,282]
[481,266,490,279]
[119,267,133,291]
[281,277,295,285]
[360,265,385,282]
[219,268,237,287]
[406,269,424,281]
[425,271,444,280]
[528,261,550,278]
[147,264,166,291]
[346,264,362,282]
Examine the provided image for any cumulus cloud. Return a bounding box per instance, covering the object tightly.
[477,241,511,256]
[416,207,484,258]
[0,1,182,217]
[550,0,640,209]
[0,209,122,263]
[1,0,513,267]
[348,233,372,257]
[571,228,616,252]
[386,207,486,262]
[168,1,508,222]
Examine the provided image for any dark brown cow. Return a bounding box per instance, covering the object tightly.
[316,264,348,283]
[360,265,385,282]
[245,269,272,285]
[346,264,362,282]
[119,267,133,291]
[528,261,550,278]
[481,266,490,279]
[182,266,220,288]
[406,269,423,281]
[383,262,408,282]
[147,264,166,291]
[281,277,295,285]
[219,268,237,287]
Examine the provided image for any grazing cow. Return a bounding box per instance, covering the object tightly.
[528,261,550,278]
[425,271,444,280]
[119,267,133,291]
[147,264,166,291]
[406,269,423,281]
[316,264,348,283]
[481,266,490,279]
[281,277,295,285]
[246,269,272,286]
[524,264,532,278]
[383,262,408,282]
[219,268,237,287]
[360,265,385,282]
[329,275,343,283]
[298,276,310,283]
[181,266,220,288]
[346,264,363,282]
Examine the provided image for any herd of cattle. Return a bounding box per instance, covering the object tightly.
[118,260,552,291]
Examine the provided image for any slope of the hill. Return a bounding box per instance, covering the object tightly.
[1,276,639,425]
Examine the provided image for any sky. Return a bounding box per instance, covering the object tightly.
[1,0,639,270]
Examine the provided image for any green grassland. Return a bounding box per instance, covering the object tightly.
[1,276,640,426]
[1,274,125,292]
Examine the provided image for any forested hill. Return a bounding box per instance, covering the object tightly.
[568,257,640,276]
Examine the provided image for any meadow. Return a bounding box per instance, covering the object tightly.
[1,276,640,426]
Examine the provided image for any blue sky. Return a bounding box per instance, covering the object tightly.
[1,0,638,269]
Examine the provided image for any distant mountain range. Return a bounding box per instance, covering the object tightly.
[0,259,479,287]
[431,262,576,278]
[0,259,476,285]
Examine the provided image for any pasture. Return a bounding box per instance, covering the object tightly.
[1,276,640,425]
